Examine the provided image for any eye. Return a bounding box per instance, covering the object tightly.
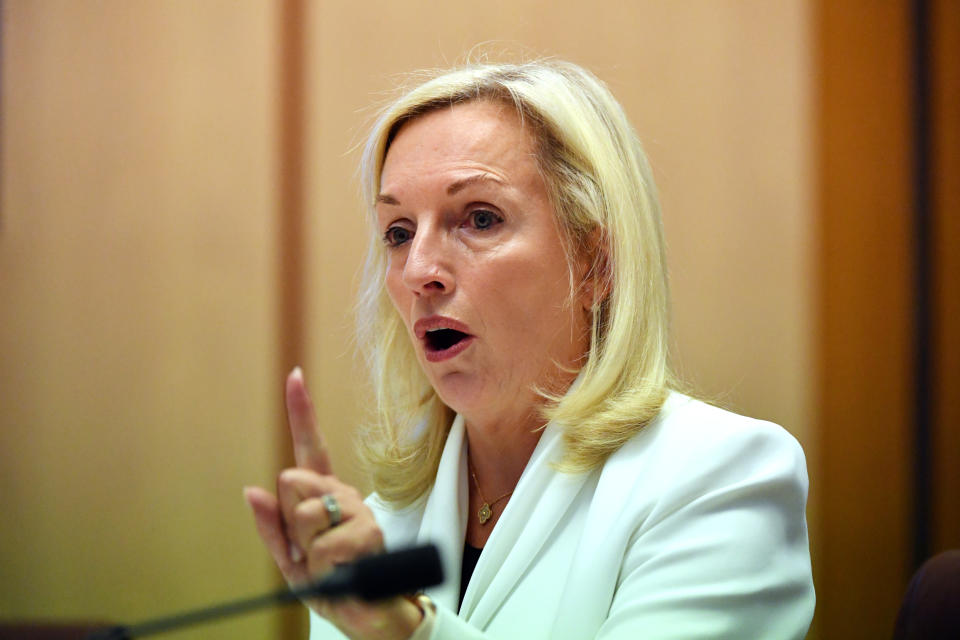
[468,209,502,231]
[383,225,413,247]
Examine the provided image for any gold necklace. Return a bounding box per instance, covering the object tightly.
[468,458,513,525]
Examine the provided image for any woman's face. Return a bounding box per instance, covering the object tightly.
[377,100,592,430]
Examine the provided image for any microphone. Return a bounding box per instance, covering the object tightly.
[307,543,443,601]
[86,544,443,639]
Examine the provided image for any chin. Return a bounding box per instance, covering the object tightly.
[428,370,488,416]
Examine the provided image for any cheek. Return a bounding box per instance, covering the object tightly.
[485,258,574,334]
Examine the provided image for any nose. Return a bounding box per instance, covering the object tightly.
[401,226,454,297]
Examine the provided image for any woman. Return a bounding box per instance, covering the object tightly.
[245,60,815,639]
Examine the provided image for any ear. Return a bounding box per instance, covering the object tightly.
[577,229,611,312]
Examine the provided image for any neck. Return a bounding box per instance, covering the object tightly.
[461,370,578,496]
[464,412,544,501]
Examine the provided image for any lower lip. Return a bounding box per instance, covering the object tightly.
[424,336,475,362]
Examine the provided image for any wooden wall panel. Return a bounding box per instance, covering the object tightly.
[276,3,309,636]
[815,1,913,637]
[932,0,960,554]
[0,3,281,638]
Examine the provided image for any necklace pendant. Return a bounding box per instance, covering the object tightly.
[478,503,493,524]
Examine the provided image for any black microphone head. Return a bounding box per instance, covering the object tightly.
[353,544,444,601]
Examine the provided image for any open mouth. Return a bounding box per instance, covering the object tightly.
[415,316,474,362]
[425,328,470,352]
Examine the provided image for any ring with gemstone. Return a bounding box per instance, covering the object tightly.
[322,494,342,528]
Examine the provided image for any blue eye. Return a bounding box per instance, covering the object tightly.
[384,226,412,247]
[470,210,501,230]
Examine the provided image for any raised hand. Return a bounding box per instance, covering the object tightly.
[245,368,422,640]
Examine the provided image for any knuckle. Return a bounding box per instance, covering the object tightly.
[354,519,384,551]
[308,535,328,556]
[307,537,336,567]
[367,527,384,550]
[277,468,300,489]
[292,498,317,521]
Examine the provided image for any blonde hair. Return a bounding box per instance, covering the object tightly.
[356,60,673,506]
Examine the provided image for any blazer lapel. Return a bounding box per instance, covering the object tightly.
[417,414,469,612]
[460,421,591,629]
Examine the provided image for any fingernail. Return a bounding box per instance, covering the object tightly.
[291,366,303,380]
[289,543,303,563]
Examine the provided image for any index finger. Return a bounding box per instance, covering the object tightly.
[286,367,334,475]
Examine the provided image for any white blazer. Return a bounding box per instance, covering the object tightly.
[310,393,815,639]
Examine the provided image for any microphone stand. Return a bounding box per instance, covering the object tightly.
[87,581,314,639]
[85,544,443,639]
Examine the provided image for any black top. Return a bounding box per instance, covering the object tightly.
[460,543,483,609]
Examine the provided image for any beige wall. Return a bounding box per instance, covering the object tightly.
[1,2,815,637]
[0,2,281,637]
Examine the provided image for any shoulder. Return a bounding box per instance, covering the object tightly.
[610,393,807,483]
[597,392,809,525]
[651,392,803,451]
[589,394,816,637]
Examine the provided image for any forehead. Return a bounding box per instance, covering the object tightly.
[380,100,539,187]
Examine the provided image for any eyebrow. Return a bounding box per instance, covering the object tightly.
[376,173,505,205]
[446,173,505,195]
